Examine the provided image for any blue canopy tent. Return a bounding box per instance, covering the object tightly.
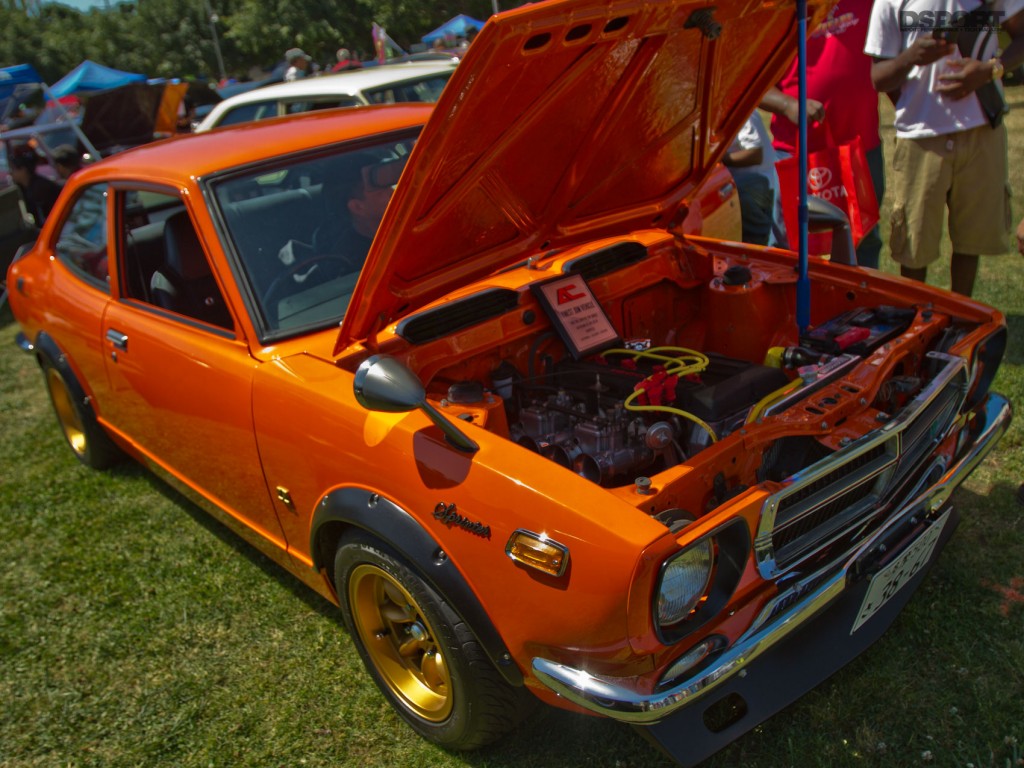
[0,64,45,102]
[0,62,102,162]
[49,60,147,99]
[421,14,485,45]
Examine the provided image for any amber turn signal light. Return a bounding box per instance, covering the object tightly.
[506,530,569,577]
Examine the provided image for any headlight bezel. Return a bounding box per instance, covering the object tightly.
[653,518,750,645]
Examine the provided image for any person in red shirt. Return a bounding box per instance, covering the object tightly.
[331,48,363,73]
[760,0,883,267]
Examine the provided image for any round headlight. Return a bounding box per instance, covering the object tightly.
[657,539,714,626]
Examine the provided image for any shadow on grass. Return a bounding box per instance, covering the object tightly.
[1003,313,1024,366]
[108,459,340,622]
[0,298,14,330]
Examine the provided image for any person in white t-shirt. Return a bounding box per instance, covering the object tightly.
[865,0,1024,295]
[723,112,785,247]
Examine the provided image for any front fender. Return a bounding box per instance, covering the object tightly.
[310,486,524,687]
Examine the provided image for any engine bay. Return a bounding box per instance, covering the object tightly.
[413,248,951,491]
[497,304,921,487]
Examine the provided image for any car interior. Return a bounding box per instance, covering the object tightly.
[209,135,417,338]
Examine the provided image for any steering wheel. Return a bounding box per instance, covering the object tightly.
[262,255,352,316]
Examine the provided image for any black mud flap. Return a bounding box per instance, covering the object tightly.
[638,506,960,767]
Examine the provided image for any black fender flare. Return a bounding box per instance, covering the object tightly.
[33,332,96,417]
[311,486,523,687]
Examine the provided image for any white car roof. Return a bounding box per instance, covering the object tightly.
[195,61,458,132]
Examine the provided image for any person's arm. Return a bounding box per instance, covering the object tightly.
[759,86,825,125]
[722,146,763,168]
[1017,216,1024,256]
[870,36,955,92]
[936,8,1024,99]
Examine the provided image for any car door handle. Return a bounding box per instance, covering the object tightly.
[106,329,128,351]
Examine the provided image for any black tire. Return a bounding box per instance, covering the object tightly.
[40,354,123,469]
[333,533,535,750]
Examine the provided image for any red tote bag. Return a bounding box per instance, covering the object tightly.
[776,133,880,257]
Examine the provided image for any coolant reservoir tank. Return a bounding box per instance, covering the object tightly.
[704,263,788,361]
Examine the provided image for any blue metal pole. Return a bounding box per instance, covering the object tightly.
[796,0,810,333]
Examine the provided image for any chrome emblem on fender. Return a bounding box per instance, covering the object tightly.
[433,502,491,539]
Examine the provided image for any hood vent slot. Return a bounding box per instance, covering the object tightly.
[396,288,520,344]
[562,241,648,281]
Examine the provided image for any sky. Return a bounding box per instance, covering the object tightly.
[44,0,112,10]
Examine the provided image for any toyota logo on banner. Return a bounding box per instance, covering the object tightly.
[808,167,833,191]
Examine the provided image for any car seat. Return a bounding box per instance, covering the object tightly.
[150,211,232,328]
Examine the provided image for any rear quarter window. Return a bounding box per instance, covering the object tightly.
[216,101,277,127]
[284,97,360,115]
[363,73,454,104]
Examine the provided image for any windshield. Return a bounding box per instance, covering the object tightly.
[210,131,418,338]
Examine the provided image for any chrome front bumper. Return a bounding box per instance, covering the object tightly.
[532,393,1011,725]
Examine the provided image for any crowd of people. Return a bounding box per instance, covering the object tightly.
[723,0,1024,296]
[279,29,474,83]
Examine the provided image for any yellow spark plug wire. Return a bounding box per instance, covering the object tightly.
[600,347,718,443]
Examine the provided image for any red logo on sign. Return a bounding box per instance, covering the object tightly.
[556,285,585,304]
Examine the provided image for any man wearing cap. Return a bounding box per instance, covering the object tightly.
[284,48,312,81]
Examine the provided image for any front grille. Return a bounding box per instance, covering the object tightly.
[772,473,878,556]
[757,354,967,575]
[773,443,888,529]
[893,373,965,484]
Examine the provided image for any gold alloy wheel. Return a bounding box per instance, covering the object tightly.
[348,563,453,722]
[46,368,87,458]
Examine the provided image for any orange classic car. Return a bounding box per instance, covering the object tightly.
[6,0,1011,764]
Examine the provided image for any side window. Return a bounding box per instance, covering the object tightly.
[284,97,359,115]
[55,182,110,288]
[119,190,233,330]
[216,102,270,127]
[364,74,453,105]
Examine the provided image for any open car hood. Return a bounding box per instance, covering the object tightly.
[337,0,830,352]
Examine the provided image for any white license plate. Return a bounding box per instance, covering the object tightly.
[851,508,951,634]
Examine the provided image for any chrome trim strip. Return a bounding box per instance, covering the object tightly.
[531,393,1010,724]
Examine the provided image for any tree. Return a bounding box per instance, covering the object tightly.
[0,0,512,84]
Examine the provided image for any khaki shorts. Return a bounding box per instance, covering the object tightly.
[889,124,1012,268]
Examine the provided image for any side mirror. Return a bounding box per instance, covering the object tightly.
[354,354,479,453]
[806,196,857,266]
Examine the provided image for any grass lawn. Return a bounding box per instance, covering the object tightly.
[1,91,1023,768]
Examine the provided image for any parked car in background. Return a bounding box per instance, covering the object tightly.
[6,0,1010,765]
[195,62,458,132]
